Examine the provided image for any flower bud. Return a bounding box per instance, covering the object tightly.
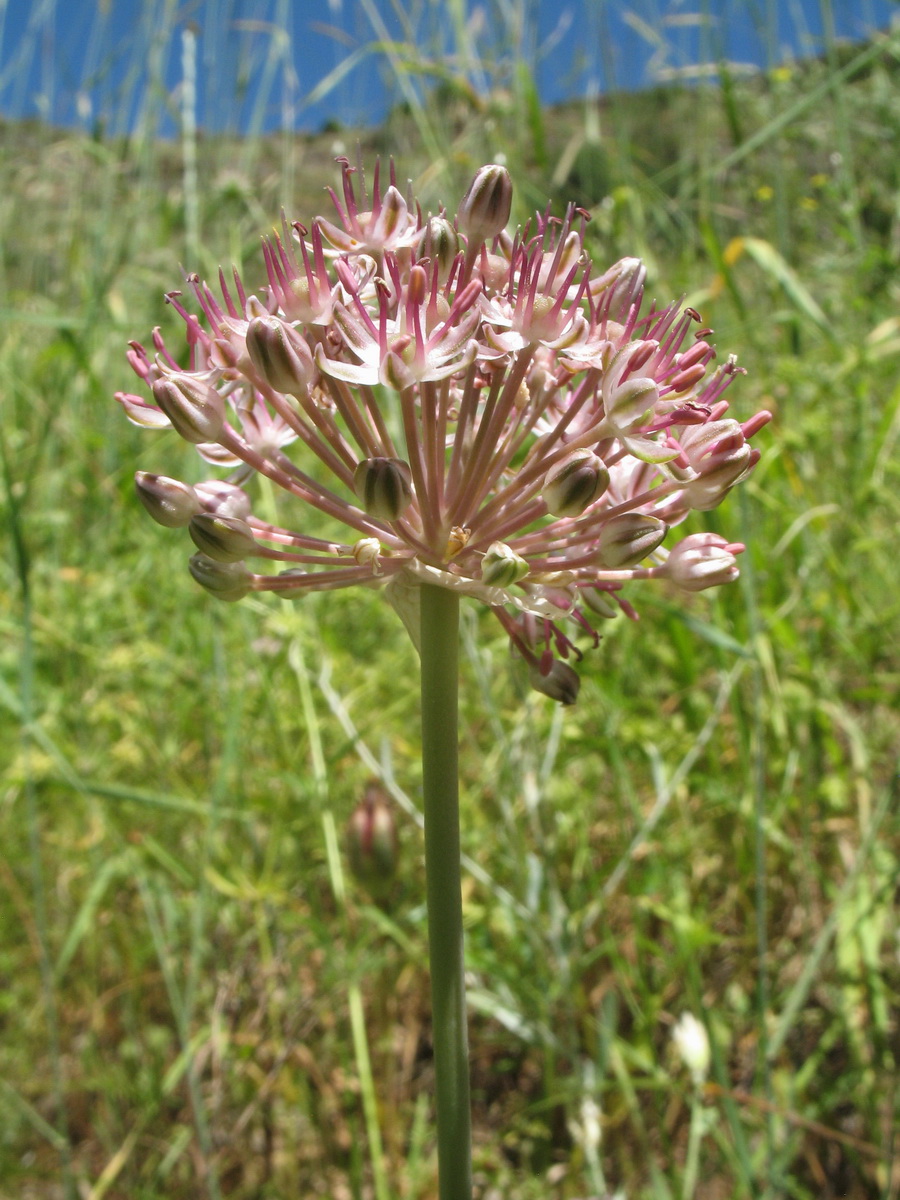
[246,314,315,395]
[667,363,707,395]
[542,451,610,518]
[346,782,398,893]
[195,479,252,520]
[151,373,225,444]
[480,252,512,293]
[354,457,413,520]
[116,391,173,429]
[372,185,409,249]
[188,553,252,601]
[682,445,757,511]
[580,588,620,619]
[481,542,530,587]
[134,472,201,527]
[416,215,460,284]
[528,658,580,705]
[607,377,658,430]
[188,513,258,562]
[596,513,667,567]
[458,164,513,244]
[273,566,308,595]
[660,533,743,592]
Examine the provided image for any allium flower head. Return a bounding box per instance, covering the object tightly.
[117,159,770,700]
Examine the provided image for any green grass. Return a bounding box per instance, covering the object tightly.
[1,8,900,1199]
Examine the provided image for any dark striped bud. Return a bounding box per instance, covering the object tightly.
[151,373,225,444]
[134,472,200,528]
[458,164,513,244]
[542,451,610,518]
[353,457,413,520]
[596,513,667,567]
[529,659,580,705]
[188,514,258,562]
[416,215,459,284]
[246,314,315,395]
[188,553,252,601]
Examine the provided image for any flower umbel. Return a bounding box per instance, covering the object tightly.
[117,158,769,697]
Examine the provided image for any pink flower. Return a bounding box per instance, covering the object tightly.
[657,532,746,591]
[117,159,769,700]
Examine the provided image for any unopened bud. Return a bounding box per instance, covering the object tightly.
[580,588,620,619]
[676,425,757,509]
[480,252,512,293]
[274,567,308,595]
[374,185,409,246]
[596,513,667,567]
[542,451,610,518]
[151,373,225,444]
[188,513,258,562]
[667,363,708,395]
[528,658,580,705]
[607,377,658,430]
[346,782,398,893]
[458,164,513,244]
[134,472,201,527]
[417,215,459,284]
[246,314,315,395]
[354,457,413,520]
[481,542,530,587]
[660,533,743,591]
[188,552,252,601]
[195,480,252,520]
[684,455,756,510]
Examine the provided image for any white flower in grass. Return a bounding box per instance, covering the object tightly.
[672,1012,711,1085]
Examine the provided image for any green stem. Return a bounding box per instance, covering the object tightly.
[420,584,472,1200]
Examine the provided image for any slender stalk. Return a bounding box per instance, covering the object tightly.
[419,584,472,1200]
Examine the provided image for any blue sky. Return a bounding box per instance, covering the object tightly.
[1,0,896,135]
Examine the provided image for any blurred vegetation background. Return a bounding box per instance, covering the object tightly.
[1,3,899,1198]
